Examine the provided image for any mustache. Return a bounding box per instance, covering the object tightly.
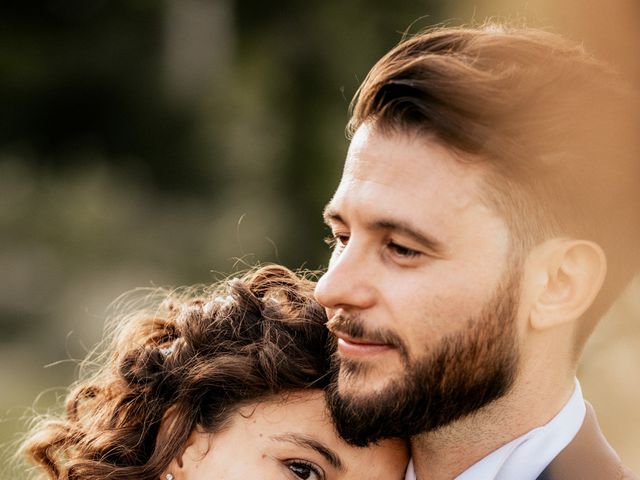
[326,313,407,352]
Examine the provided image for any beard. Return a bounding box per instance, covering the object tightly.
[325,264,522,447]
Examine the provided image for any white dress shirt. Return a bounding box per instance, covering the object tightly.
[405,380,586,480]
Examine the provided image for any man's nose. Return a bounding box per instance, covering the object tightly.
[314,241,376,311]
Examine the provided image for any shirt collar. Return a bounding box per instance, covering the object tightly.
[404,379,586,480]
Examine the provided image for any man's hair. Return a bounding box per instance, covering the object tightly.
[349,24,640,337]
[22,265,330,479]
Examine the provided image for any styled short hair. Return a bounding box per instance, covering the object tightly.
[349,24,640,326]
[22,265,330,479]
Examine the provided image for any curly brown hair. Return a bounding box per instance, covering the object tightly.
[22,265,330,479]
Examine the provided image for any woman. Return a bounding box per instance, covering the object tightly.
[22,265,408,479]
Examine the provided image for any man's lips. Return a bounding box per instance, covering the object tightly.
[335,332,395,358]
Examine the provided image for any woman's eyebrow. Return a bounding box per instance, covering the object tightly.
[270,433,344,471]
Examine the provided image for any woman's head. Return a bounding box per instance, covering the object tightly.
[169,390,408,480]
[23,265,408,479]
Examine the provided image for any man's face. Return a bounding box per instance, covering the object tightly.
[315,125,523,444]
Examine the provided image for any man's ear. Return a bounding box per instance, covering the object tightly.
[527,238,607,331]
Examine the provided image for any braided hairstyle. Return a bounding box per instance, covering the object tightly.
[23,265,330,479]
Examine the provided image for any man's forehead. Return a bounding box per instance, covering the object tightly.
[339,125,488,214]
[344,124,485,187]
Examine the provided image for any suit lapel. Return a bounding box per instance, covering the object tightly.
[536,402,623,480]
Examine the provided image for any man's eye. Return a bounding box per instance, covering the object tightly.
[388,242,420,258]
[324,233,349,249]
[286,460,324,480]
[323,235,336,248]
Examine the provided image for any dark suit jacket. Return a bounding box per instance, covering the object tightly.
[537,403,637,480]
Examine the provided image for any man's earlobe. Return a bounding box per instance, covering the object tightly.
[529,239,607,331]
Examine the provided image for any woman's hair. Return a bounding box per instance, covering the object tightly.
[22,265,330,479]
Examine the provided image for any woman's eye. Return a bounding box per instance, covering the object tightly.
[286,460,324,480]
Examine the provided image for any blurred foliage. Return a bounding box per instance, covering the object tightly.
[1,0,639,476]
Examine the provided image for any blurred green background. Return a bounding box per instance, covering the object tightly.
[1,0,638,476]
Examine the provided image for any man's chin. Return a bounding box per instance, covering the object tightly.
[337,357,405,396]
[326,369,415,447]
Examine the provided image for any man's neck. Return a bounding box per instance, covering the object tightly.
[410,376,576,480]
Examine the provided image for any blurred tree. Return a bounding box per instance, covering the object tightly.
[0,0,212,191]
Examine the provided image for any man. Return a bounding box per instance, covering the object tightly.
[315,25,639,480]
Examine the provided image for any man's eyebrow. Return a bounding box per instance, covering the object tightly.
[322,204,343,225]
[270,433,344,471]
[370,219,445,254]
[323,205,445,255]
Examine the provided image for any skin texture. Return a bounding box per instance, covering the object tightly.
[163,391,409,480]
[316,124,515,399]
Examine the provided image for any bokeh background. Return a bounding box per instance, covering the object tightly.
[1,0,638,476]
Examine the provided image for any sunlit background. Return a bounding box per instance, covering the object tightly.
[1,0,638,476]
